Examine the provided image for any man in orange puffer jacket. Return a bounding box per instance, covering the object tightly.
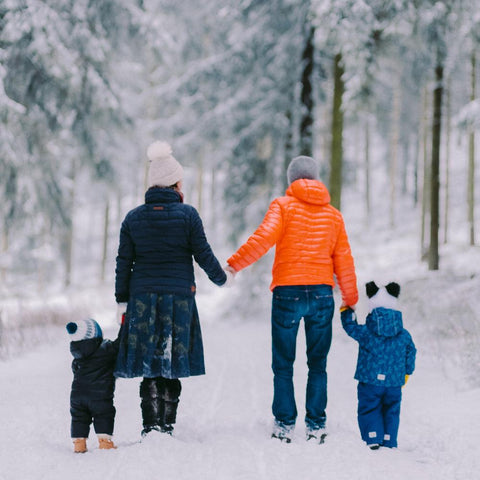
[227,155,358,444]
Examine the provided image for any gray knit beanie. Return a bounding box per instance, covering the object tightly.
[287,155,319,184]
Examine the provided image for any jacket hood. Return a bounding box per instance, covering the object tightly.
[70,337,103,360]
[366,307,403,338]
[286,179,331,206]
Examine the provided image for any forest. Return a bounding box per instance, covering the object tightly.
[0,0,479,296]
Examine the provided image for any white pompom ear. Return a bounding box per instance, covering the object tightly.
[147,141,172,161]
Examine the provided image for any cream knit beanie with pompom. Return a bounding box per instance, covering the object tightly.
[147,141,184,188]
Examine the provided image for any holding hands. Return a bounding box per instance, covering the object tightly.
[222,265,237,287]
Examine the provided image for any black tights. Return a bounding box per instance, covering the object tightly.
[140,377,182,430]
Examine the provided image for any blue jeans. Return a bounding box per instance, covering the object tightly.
[271,285,334,430]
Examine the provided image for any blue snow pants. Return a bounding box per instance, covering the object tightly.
[357,382,402,448]
[271,285,334,431]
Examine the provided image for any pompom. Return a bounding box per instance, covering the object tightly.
[66,322,78,334]
[147,141,172,161]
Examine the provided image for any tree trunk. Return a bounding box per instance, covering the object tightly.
[64,158,77,287]
[468,50,476,246]
[100,199,110,283]
[1,225,8,284]
[390,83,401,228]
[283,108,294,192]
[196,155,204,216]
[329,53,345,210]
[443,77,451,244]
[365,116,371,224]
[429,63,443,271]
[299,25,315,157]
[414,131,420,207]
[421,87,430,258]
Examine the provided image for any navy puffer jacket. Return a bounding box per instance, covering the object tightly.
[115,188,226,302]
[70,337,118,400]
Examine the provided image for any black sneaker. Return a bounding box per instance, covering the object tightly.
[369,444,380,450]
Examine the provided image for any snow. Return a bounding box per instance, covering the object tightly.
[1,218,480,480]
[1,150,479,479]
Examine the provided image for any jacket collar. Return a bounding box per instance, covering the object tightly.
[145,187,183,204]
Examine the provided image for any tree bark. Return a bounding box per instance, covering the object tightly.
[468,50,476,246]
[365,116,371,224]
[429,63,443,271]
[1,226,8,284]
[443,77,451,244]
[329,53,345,210]
[421,87,430,258]
[100,200,110,283]
[64,158,77,287]
[299,25,315,157]
[390,83,401,228]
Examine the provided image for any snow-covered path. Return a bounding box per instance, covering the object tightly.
[1,286,479,480]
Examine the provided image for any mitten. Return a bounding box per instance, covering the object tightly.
[404,374,410,386]
[116,303,127,325]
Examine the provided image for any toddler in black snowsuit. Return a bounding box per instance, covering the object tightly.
[66,318,119,453]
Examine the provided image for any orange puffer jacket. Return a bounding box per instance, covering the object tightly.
[227,179,358,307]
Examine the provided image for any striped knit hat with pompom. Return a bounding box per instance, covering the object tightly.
[66,318,103,341]
[147,141,184,188]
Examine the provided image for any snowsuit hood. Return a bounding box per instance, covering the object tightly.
[366,307,403,338]
[286,179,331,206]
[70,337,103,360]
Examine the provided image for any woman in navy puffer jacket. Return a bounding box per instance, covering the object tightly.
[114,141,228,437]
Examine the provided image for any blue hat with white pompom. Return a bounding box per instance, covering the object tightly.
[66,318,102,341]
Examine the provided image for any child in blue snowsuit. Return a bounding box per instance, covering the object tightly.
[341,281,416,449]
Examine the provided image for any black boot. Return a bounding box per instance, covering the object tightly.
[140,378,161,437]
[157,378,181,434]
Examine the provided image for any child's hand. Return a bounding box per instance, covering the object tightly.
[403,375,410,387]
[340,304,355,313]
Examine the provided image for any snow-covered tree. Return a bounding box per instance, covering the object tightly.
[0,0,145,287]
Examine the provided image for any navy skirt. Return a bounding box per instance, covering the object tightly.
[114,293,205,379]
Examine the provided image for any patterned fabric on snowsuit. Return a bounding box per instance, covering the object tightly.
[341,307,416,387]
[115,293,204,379]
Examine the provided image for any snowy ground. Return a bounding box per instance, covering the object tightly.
[1,190,479,480]
[1,277,479,479]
